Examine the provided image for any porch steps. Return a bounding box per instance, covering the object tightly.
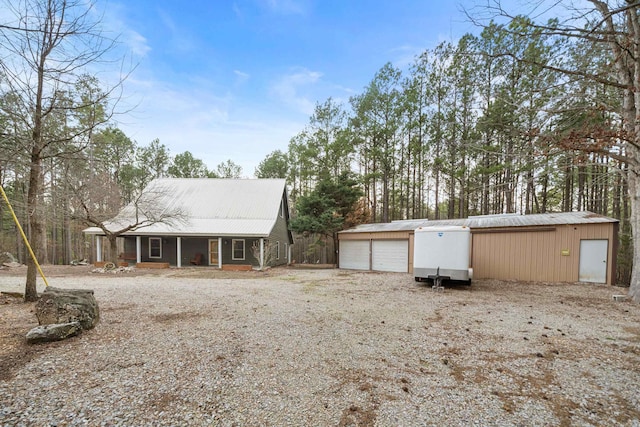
[222,264,253,271]
[137,262,170,269]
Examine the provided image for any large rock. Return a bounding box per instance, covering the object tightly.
[26,322,82,344]
[0,252,16,264]
[35,287,100,330]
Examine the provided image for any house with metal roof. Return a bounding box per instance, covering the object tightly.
[338,211,619,285]
[83,178,293,269]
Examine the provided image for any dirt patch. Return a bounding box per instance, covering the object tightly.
[0,294,43,381]
[0,264,297,282]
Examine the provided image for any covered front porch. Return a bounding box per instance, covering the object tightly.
[93,235,274,269]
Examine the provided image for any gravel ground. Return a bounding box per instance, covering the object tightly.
[0,266,639,426]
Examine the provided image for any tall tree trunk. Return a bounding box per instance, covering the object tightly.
[108,234,119,265]
[25,151,43,302]
[628,170,640,300]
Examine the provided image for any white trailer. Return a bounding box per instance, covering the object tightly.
[413,225,472,286]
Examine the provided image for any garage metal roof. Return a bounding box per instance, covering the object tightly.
[339,211,618,234]
[83,178,287,237]
[340,219,429,233]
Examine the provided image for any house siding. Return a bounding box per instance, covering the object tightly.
[180,238,209,265]
[123,238,137,259]
[267,195,293,266]
[217,238,257,266]
[136,237,179,264]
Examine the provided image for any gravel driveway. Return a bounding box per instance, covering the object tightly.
[0,266,639,426]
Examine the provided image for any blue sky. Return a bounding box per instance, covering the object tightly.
[105,0,480,177]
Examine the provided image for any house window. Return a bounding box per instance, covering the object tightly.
[284,243,288,262]
[149,237,162,259]
[279,199,285,218]
[232,239,245,260]
[275,241,280,260]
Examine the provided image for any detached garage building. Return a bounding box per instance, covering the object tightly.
[339,219,425,273]
[338,211,619,285]
[338,219,427,273]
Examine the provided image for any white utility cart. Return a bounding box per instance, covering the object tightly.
[413,225,473,288]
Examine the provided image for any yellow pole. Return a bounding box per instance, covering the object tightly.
[0,184,49,287]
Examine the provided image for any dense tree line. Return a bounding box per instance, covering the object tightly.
[256,13,633,286]
[0,124,243,259]
[266,22,622,222]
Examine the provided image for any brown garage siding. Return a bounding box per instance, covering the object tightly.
[471,223,616,284]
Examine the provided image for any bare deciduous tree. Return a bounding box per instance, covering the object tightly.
[251,240,274,270]
[73,178,188,264]
[468,0,640,301]
[0,0,127,300]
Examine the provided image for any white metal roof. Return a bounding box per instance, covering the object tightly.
[84,178,287,237]
[339,211,618,234]
[339,219,429,233]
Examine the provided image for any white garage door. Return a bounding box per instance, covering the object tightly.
[339,240,370,270]
[372,240,408,273]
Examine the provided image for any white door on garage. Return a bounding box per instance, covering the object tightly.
[339,240,370,270]
[372,240,408,273]
[579,239,608,283]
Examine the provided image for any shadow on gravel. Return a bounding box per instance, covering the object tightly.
[0,294,49,381]
[415,280,473,291]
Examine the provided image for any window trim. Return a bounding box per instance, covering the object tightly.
[232,239,245,260]
[275,241,280,260]
[149,237,162,259]
[279,199,285,218]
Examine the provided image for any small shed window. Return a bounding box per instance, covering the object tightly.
[279,199,285,218]
[275,241,280,259]
[232,239,245,260]
[149,237,162,259]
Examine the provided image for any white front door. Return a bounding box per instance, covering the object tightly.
[579,240,608,283]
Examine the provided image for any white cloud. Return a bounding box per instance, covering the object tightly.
[270,68,323,115]
[263,0,308,15]
[97,3,152,59]
[234,70,250,84]
[124,30,151,57]
[388,44,425,70]
[115,75,304,177]
[232,2,244,19]
[155,8,197,54]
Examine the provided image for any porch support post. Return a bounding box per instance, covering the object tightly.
[96,236,102,262]
[260,238,264,270]
[177,237,182,268]
[136,236,142,263]
[218,238,222,269]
